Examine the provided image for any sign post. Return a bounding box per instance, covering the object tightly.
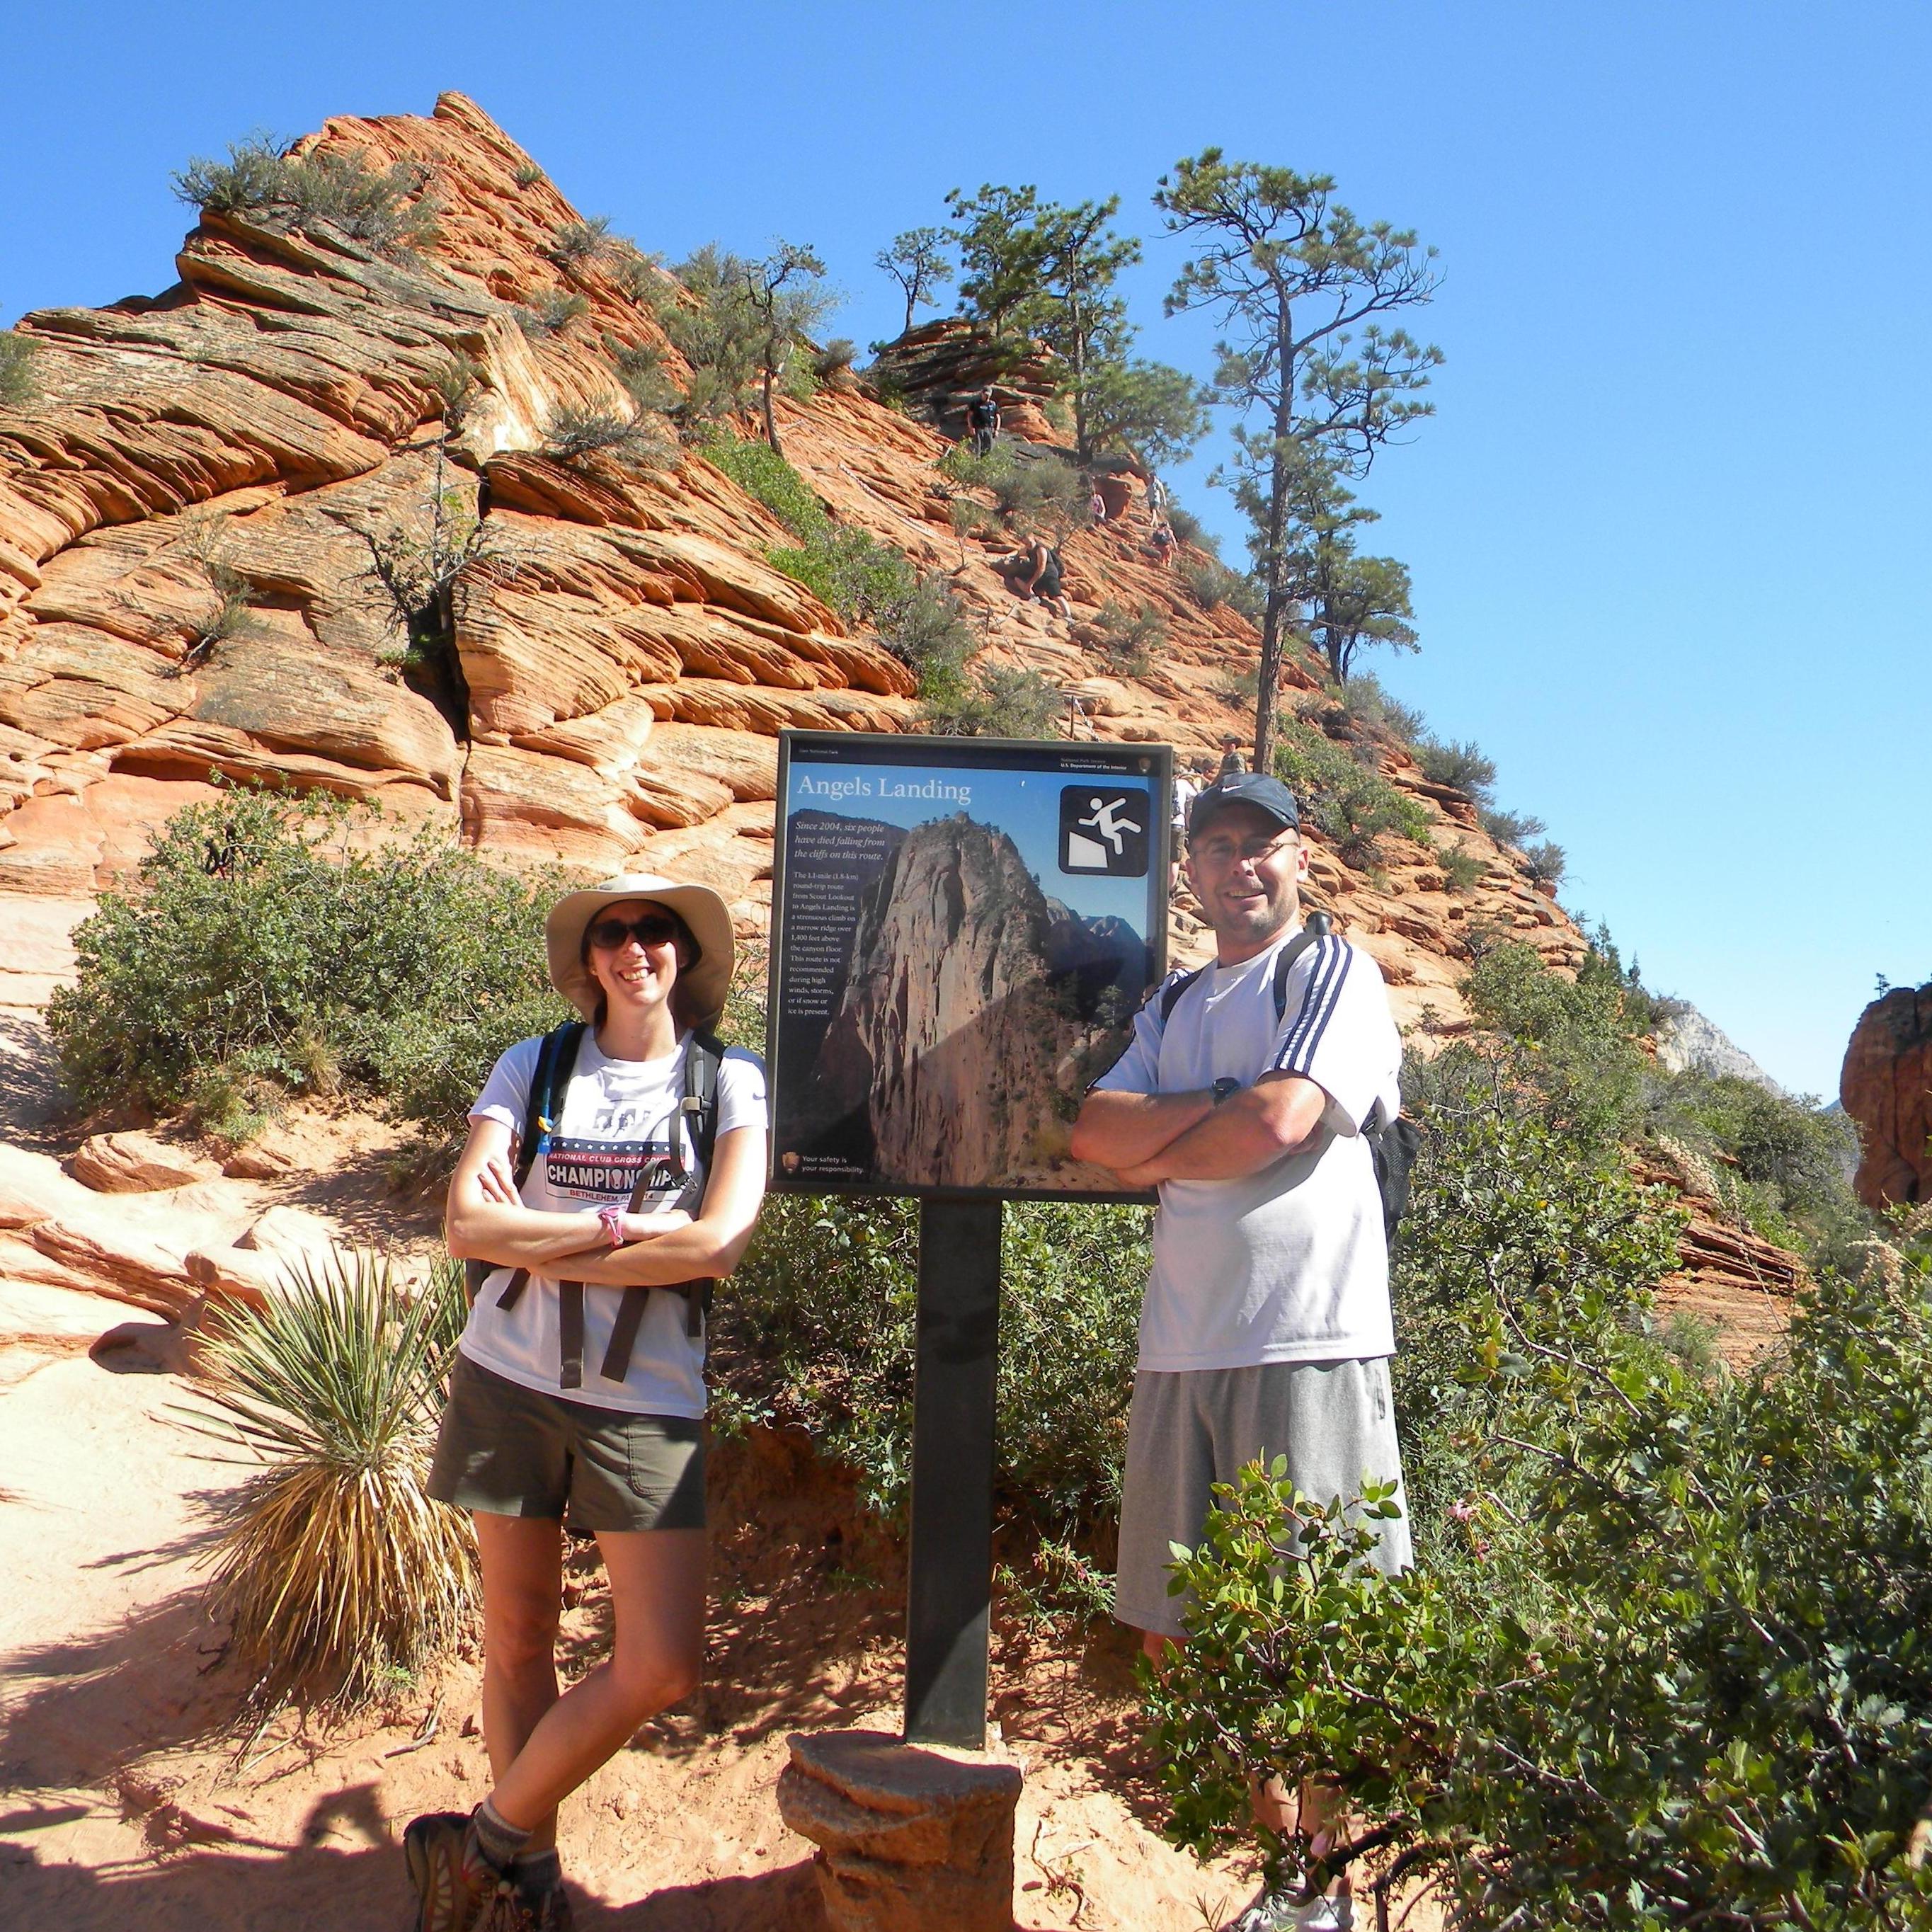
[765,731,1170,1745]
[903,1196,1004,1747]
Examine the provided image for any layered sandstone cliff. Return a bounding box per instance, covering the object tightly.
[1841,983,1932,1210]
[0,90,1582,1034]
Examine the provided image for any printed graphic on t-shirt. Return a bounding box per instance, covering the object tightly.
[542,1136,683,1199]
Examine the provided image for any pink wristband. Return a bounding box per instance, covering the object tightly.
[597,1202,627,1247]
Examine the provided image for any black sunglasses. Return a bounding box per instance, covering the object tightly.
[587,913,682,951]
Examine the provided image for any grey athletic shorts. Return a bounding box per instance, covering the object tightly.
[428,1352,706,1533]
[1114,1357,1411,1638]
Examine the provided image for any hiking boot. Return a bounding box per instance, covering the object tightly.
[1225,1890,1354,1932]
[404,1810,523,1932]
[517,1882,575,1932]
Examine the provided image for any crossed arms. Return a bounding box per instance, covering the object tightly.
[1069,1071,1330,1187]
[445,1114,768,1287]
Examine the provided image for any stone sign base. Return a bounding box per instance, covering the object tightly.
[777,1727,1024,1932]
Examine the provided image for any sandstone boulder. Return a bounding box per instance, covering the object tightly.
[69,1131,217,1194]
[777,1728,1022,1932]
[1841,983,1932,1210]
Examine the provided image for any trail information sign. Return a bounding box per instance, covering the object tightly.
[767,731,1172,1201]
[766,730,1174,1749]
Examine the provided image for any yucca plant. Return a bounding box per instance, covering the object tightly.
[188,1250,476,1713]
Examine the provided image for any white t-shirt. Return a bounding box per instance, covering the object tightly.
[1093,926,1402,1371]
[458,1031,769,1416]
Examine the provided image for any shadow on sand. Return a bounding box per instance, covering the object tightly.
[0,1791,825,1931]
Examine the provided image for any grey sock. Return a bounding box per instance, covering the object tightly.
[468,1798,531,1877]
[513,1848,563,1899]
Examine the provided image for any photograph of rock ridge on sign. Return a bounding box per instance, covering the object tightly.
[772,745,1164,1195]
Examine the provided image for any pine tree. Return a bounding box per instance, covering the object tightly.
[1155,152,1441,772]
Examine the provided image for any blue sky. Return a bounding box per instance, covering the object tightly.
[5,0,1926,1097]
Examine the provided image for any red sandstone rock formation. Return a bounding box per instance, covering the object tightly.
[1841,983,1932,1209]
[0,90,1583,1029]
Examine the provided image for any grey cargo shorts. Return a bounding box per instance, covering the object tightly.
[1114,1356,1411,1639]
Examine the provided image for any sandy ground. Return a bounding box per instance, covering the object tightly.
[0,1198,1258,1931]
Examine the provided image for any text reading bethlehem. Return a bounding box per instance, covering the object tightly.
[791,804,1149,1189]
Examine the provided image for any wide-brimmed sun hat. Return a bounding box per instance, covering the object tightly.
[544,874,735,1029]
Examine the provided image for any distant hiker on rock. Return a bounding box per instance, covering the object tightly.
[406,874,769,1932]
[1169,765,1201,889]
[964,386,1000,457]
[1217,733,1247,779]
[1089,484,1109,526]
[1147,520,1176,567]
[1071,774,1412,1932]
[1013,533,1072,621]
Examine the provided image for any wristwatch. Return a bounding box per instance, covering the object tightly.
[1211,1077,1242,1106]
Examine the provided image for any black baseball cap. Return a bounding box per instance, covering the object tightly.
[1187,773,1301,838]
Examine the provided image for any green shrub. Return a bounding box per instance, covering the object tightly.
[1477,804,1545,847]
[938,442,1085,530]
[876,575,974,679]
[1273,719,1430,869]
[1436,845,1486,894]
[1166,503,1205,547]
[542,404,670,469]
[548,215,612,267]
[1179,554,1264,622]
[1092,598,1166,673]
[1521,837,1567,888]
[0,333,37,408]
[513,161,545,189]
[181,559,258,669]
[769,529,911,626]
[1415,736,1497,799]
[606,338,679,414]
[1436,938,1652,1153]
[922,663,1063,738]
[516,289,590,337]
[716,1195,1146,1539]
[1333,671,1426,746]
[703,432,828,539]
[813,338,857,382]
[173,137,439,257]
[46,787,569,1133]
[1648,1066,1868,1267]
[643,244,766,430]
[607,247,661,306]
[1148,1138,1932,1928]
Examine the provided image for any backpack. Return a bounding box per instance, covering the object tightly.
[464,1021,726,1390]
[1156,913,1422,1245]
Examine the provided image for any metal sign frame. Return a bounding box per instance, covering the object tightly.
[765,729,1172,1206]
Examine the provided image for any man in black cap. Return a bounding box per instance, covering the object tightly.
[1071,773,1409,1932]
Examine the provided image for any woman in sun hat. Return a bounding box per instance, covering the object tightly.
[406,873,767,1931]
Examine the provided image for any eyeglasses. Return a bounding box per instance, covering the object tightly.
[1190,832,1298,869]
[588,913,680,951]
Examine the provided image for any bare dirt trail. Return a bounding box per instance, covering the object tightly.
[0,1275,1257,1931]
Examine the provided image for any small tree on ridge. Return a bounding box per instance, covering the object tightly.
[1155,150,1442,772]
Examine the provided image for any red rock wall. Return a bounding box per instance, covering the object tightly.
[0,90,1584,1030]
[1841,985,1932,1209]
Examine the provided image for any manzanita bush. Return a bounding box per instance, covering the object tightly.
[1145,1061,1932,1931]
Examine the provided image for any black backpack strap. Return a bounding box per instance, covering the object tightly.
[549,1279,583,1389]
[600,1032,728,1381]
[1157,964,1208,1024]
[1269,911,1332,1021]
[469,1022,585,1307]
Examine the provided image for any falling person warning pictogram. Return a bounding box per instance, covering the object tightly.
[1059,787,1148,876]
